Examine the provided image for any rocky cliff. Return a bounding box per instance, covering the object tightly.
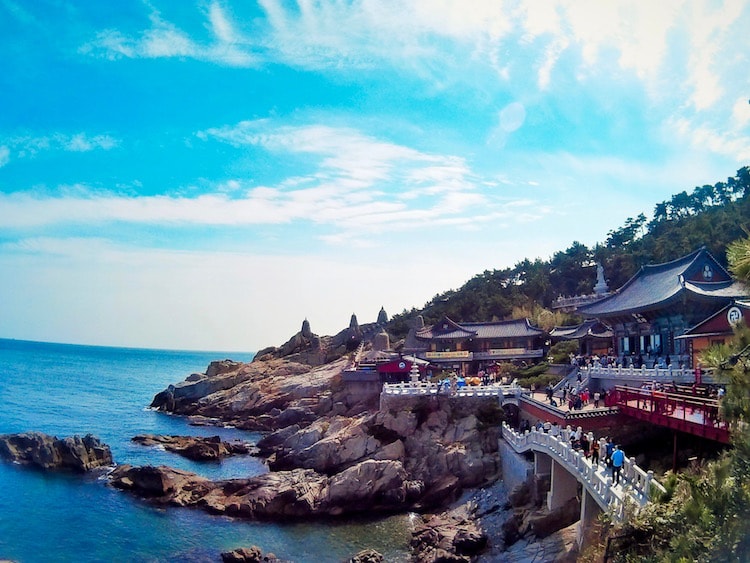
[144,332,502,518]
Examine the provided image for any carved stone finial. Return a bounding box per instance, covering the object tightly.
[301,318,313,339]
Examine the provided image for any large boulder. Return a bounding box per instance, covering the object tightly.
[0,432,113,472]
[220,546,284,562]
[131,434,253,461]
[109,464,212,505]
[411,504,488,563]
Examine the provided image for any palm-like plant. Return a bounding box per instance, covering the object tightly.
[727,232,750,283]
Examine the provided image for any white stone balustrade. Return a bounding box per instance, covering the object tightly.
[583,363,698,382]
[501,422,665,522]
[382,381,523,398]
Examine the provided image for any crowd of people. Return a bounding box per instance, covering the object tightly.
[518,419,628,486]
[541,381,605,411]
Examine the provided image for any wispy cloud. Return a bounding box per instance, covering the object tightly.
[0,146,9,167]
[1,132,119,159]
[80,1,259,67]
[1,121,545,244]
[79,1,748,165]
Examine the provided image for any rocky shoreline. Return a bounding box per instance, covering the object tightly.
[0,322,582,561]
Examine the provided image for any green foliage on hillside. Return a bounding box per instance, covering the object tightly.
[387,165,750,338]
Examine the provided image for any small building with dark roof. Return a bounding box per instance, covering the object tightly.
[404,315,548,375]
[676,300,750,367]
[549,319,613,357]
[577,248,750,366]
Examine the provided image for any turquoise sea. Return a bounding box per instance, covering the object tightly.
[0,339,411,562]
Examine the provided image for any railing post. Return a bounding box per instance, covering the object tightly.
[645,470,653,500]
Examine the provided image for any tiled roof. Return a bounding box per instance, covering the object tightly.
[461,318,546,338]
[550,319,613,340]
[415,316,477,340]
[416,317,545,341]
[578,248,748,317]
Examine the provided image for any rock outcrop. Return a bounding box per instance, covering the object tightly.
[349,549,384,563]
[411,503,488,562]
[257,395,501,507]
[109,460,422,519]
[0,432,113,472]
[150,357,372,430]
[131,434,254,461]
[221,546,284,562]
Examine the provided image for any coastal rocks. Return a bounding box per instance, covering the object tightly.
[220,546,284,562]
[108,459,422,519]
[131,434,254,461]
[498,523,579,563]
[0,432,113,472]
[348,549,384,562]
[150,357,359,430]
[256,396,501,508]
[411,503,488,562]
[265,415,382,472]
[109,464,211,503]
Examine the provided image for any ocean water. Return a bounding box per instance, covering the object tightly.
[0,339,411,562]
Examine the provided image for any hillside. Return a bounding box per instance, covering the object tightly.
[387,165,750,337]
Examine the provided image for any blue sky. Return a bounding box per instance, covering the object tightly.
[1,1,749,352]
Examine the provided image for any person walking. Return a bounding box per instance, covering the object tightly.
[605,437,614,463]
[611,445,625,485]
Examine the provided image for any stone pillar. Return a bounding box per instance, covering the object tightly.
[548,459,578,511]
[534,451,552,477]
[577,489,603,546]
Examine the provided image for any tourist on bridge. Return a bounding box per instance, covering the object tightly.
[550,421,560,437]
[580,432,590,457]
[611,445,625,485]
[605,437,614,464]
[591,437,600,465]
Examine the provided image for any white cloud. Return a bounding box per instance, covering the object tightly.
[732,97,750,127]
[80,1,258,67]
[667,117,750,163]
[0,146,9,167]
[2,132,119,158]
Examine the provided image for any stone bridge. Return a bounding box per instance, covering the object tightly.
[501,422,666,544]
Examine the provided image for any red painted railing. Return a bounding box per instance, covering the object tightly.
[610,385,731,444]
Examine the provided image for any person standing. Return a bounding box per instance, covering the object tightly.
[591,438,600,465]
[611,445,625,485]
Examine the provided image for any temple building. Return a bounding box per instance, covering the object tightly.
[577,247,750,367]
[676,300,750,367]
[404,315,548,375]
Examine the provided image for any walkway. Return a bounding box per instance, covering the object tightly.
[611,385,730,443]
[502,423,666,522]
